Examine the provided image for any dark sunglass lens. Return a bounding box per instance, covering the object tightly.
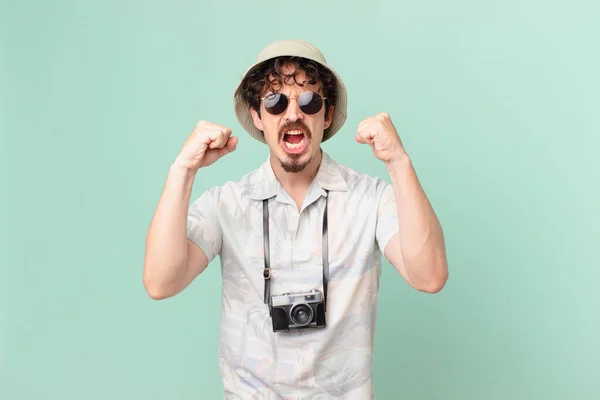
[298,92,323,114]
[264,93,288,115]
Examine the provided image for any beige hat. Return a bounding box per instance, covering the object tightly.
[233,39,347,143]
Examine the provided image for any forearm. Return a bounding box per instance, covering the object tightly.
[143,164,196,289]
[386,153,448,288]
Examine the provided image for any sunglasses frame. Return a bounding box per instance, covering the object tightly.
[260,91,327,116]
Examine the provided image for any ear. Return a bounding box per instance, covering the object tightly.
[323,105,335,130]
[250,107,264,131]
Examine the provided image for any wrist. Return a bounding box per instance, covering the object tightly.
[169,161,198,180]
[385,151,411,170]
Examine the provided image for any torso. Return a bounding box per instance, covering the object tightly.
[188,153,398,399]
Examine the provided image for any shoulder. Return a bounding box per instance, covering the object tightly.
[331,157,390,200]
[190,164,263,206]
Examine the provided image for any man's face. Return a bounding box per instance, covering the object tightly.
[250,64,334,173]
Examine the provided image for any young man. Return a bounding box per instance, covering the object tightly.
[143,39,448,399]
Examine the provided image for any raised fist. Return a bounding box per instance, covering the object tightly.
[174,120,238,171]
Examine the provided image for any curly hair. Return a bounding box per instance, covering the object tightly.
[235,56,337,122]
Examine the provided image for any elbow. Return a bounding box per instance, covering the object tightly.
[411,258,449,294]
[418,274,448,294]
[144,285,172,300]
[143,271,173,300]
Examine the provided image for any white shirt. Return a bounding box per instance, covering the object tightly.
[187,151,399,399]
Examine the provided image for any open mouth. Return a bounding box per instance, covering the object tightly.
[282,130,307,154]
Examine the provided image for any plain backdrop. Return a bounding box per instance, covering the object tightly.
[1,0,599,399]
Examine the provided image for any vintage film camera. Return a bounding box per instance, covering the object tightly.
[270,289,326,331]
[261,191,331,332]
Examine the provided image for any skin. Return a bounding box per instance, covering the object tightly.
[356,113,449,293]
[142,62,448,300]
[143,120,237,299]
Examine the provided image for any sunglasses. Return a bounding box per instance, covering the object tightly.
[261,91,326,115]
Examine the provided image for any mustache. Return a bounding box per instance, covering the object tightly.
[279,121,312,140]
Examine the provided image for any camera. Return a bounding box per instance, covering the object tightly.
[270,289,326,332]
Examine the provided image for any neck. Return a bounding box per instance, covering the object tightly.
[270,149,323,194]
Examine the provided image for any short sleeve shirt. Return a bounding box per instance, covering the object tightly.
[187,151,399,399]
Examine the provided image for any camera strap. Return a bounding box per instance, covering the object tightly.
[262,190,330,312]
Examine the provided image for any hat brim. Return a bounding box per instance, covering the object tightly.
[234,53,347,144]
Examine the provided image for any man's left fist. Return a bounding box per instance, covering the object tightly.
[355,112,406,164]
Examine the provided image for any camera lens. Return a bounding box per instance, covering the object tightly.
[290,304,313,327]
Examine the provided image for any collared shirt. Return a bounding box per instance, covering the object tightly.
[187,151,399,399]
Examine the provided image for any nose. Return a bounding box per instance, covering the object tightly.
[283,96,304,123]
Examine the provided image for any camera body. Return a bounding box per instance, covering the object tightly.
[270,289,326,332]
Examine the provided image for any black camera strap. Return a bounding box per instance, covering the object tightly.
[262,190,329,312]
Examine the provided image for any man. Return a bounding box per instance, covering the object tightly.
[143,39,448,399]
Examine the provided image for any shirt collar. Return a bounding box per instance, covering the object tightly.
[246,150,348,201]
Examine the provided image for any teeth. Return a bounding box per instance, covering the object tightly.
[285,130,304,135]
[284,137,305,150]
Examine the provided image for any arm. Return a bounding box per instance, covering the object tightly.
[383,153,448,293]
[142,120,237,300]
[356,112,448,293]
[143,165,209,300]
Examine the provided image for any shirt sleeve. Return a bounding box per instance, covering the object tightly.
[375,183,399,252]
[187,188,223,263]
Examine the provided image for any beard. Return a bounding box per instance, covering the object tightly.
[280,154,312,173]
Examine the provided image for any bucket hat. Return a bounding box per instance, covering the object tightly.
[233,39,347,143]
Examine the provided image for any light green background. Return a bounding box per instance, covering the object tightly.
[2,0,599,399]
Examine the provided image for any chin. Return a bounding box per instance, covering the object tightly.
[280,159,309,173]
[278,146,316,173]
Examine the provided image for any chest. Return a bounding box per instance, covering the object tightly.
[220,194,378,294]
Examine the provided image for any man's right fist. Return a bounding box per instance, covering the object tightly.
[173,120,238,171]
